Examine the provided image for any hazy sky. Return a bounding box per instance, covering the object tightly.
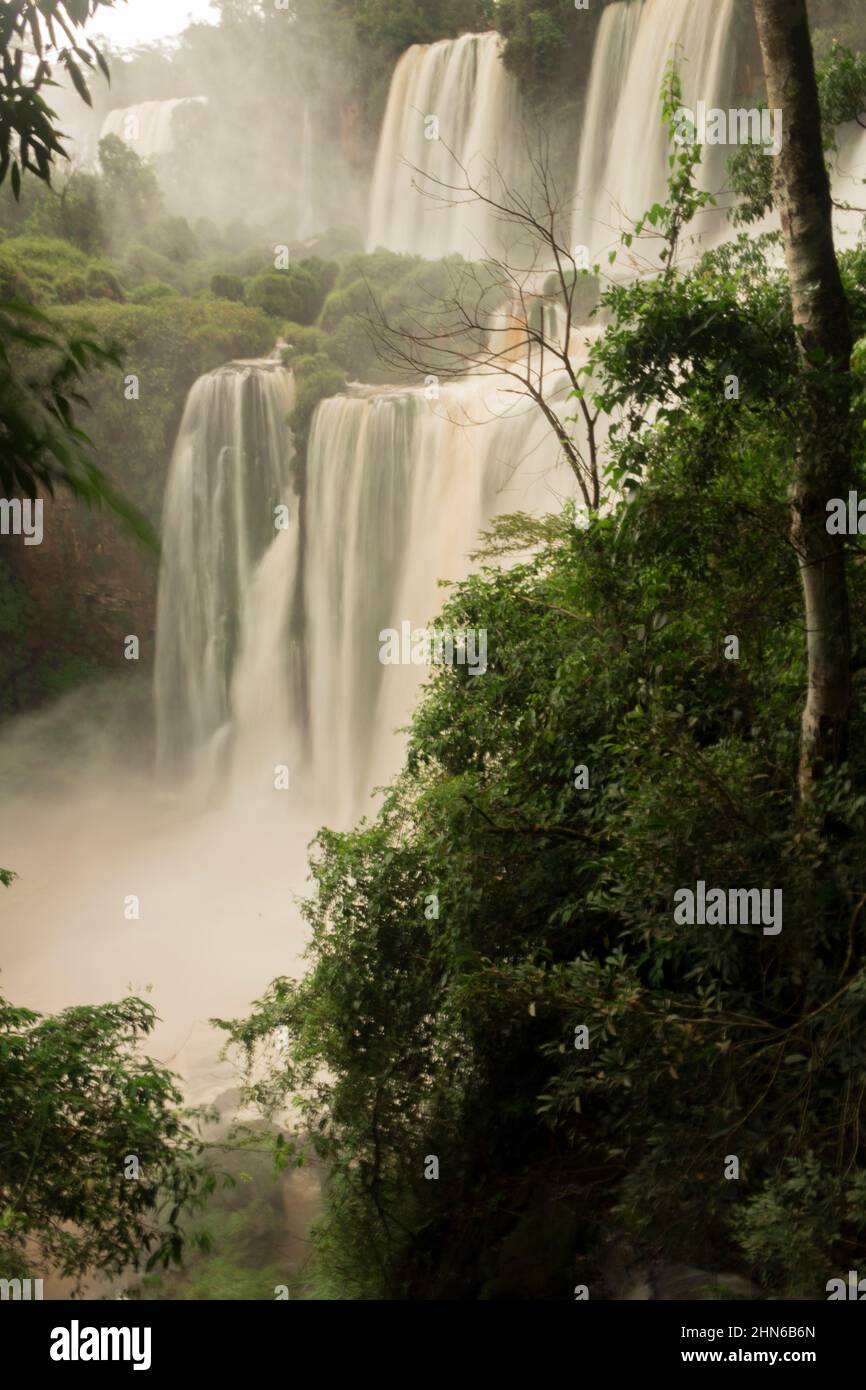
[87,0,217,50]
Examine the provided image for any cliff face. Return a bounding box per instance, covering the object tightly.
[340,101,367,168]
[0,298,276,721]
[0,493,158,714]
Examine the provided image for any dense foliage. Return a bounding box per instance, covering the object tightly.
[0,3,161,533]
[0,991,215,1287]
[219,77,866,1298]
[281,250,501,463]
[496,0,607,101]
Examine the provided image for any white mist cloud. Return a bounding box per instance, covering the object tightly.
[87,0,217,50]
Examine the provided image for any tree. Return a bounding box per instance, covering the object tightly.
[97,134,163,253]
[752,0,855,796]
[0,992,215,1287]
[728,43,866,226]
[365,139,604,509]
[0,2,113,196]
[496,0,600,101]
[220,33,866,1300]
[220,220,866,1300]
[0,297,148,538]
[246,264,331,325]
[0,0,154,531]
[375,24,861,794]
[25,164,107,254]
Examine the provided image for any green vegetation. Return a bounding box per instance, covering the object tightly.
[280,250,508,464]
[0,2,152,525]
[0,990,215,1287]
[132,1140,312,1301]
[496,0,603,101]
[0,77,285,708]
[730,43,866,226]
[0,3,111,199]
[0,171,502,507]
[218,60,866,1300]
[0,291,274,712]
[246,259,336,324]
[48,298,275,515]
[210,272,245,302]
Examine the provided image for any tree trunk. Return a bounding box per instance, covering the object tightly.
[752,0,853,797]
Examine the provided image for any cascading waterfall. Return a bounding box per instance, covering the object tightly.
[835,123,866,248]
[154,365,579,825]
[571,0,644,257]
[368,4,746,269]
[302,380,574,816]
[154,359,298,791]
[99,97,207,160]
[368,31,524,259]
[571,0,739,260]
[0,360,307,1098]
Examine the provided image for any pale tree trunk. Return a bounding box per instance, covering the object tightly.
[752,0,853,797]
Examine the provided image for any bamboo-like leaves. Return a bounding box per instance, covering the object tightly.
[0,3,115,197]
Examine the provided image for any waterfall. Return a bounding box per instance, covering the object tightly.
[154,360,297,789]
[571,0,644,258]
[572,0,739,260]
[301,377,576,818]
[368,32,524,260]
[834,123,866,250]
[99,97,207,160]
[153,366,578,823]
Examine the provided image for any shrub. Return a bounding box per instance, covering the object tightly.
[129,280,176,305]
[246,271,298,319]
[124,243,182,290]
[300,256,338,305]
[210,273,245,302]
[323,313,380,381]
[317,280,372,335]
[288,351,346,448]
[86,264,125,302]
[150,215,200,265]
[280,322,325,359]
[53,272,87,304]
[0,251,36,304]
[0,235,89,303]
[23,170,106,256]
[246,262,334,324]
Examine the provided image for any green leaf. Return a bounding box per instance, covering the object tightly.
[64,56,92,108]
